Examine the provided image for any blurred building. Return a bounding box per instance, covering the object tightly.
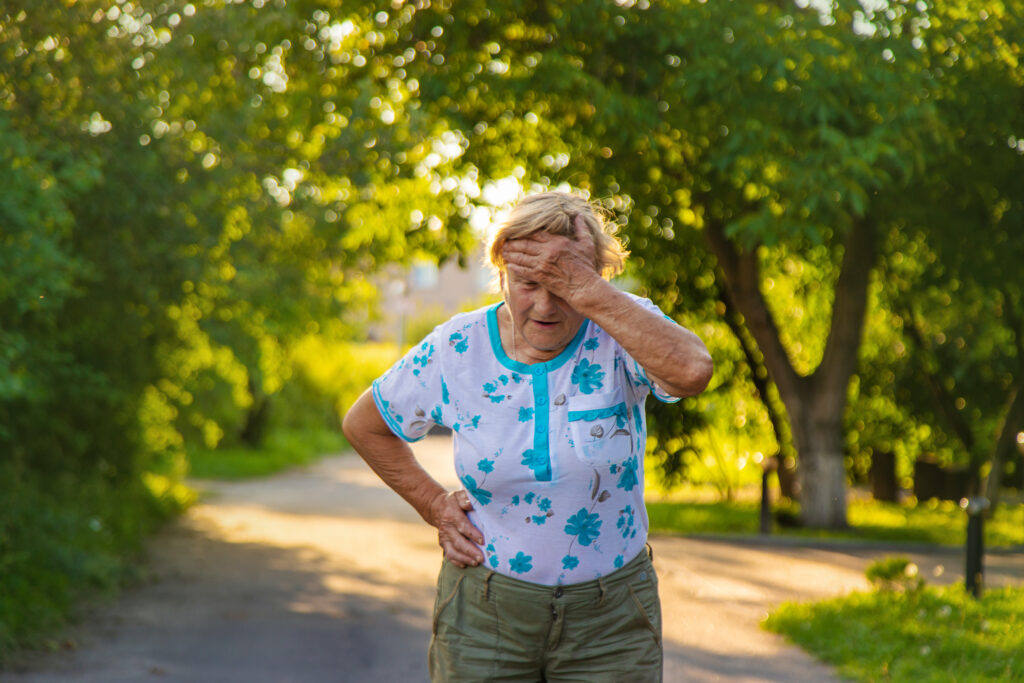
[373,247,495,347]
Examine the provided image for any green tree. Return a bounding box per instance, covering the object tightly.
[866,1,1024,506]
[378,0,1022,528]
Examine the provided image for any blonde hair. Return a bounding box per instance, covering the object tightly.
[487,192,628,282]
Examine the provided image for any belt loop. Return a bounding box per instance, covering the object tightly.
[646,542,654,561]
[597,577,607,607]
[483,571,494,601]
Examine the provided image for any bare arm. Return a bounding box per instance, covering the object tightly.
[341,389,484,566]
[502,218,713,398]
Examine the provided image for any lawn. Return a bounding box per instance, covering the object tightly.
[187,428,348,479]
[765,582,1024,681]
[646,493,1024,548]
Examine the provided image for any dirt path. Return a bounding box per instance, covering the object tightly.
[6,436,1023,682]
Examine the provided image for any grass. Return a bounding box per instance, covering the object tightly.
[646,493,1024,548]
[764,583,1024,681]
[187,428,348,479]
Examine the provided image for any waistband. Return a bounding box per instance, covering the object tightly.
[447,545,653,602]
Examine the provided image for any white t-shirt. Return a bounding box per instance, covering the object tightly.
[372,295,679,585]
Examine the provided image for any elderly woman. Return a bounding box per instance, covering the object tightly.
[343,191,713,682]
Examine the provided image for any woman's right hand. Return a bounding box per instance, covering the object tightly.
[430,490,485,568]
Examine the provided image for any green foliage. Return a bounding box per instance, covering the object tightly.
[0,466,186,664]
[288,338,400,419]
[765,585,1024,681]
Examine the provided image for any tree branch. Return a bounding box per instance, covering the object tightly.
[815,220,877,416]
[717,272,796,464]
[704,220,806,408]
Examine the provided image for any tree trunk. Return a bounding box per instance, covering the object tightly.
[984,387,1024,512]
[705,219,876,529]
[240,377,271,447]
[786,387,849,528]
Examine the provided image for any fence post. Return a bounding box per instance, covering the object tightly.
[961,496,990,599]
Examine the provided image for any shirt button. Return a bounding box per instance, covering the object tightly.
[535,424,544,433]
[537,396,548,406]
[533,367,544,376]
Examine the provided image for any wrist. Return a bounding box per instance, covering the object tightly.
[425,490,448,527]
[566,276,617,313]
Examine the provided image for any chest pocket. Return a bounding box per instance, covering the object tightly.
[567,388,633,463]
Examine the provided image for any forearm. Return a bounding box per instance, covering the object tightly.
[342,390,447,525]
[571,279,714,398]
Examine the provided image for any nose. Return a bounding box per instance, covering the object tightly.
[534,288,557,316]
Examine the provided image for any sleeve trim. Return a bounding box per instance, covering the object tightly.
[371,379,428,443]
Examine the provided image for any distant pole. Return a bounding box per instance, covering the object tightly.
[760,456,778,535]
[962,496,990,598]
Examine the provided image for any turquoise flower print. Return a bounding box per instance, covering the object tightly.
[518,406,534,422]
[584,337,600,351]
[431,405,443,424]
[449,332,469,354]
[521,449,550,480]
[441,377,450,404]
[509,551,533,574]
[571,359,605,395]
[412,343,435,375]
[489,555,499,568]
[524,492,535,504]
[470,415,482,428]
[617,505,636,539]
[486,543,499,568]
[531,515,547,525]
[477,458,495,474]
[538,497,552,512]
[614,555,624,569]
[562,555,580,570]
[483,380,507,404]
[565,507,603,546]
[617,456,639,491]
[460,474,492,506]
[511,495,520,506]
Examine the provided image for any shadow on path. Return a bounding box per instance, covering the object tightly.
[6,518,434,683]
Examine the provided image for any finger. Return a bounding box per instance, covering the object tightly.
[451,511,485,546]
[573,214,589,240]
[442,534,484,565]
[457,490,474,511]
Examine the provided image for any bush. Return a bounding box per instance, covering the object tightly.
[0,467,189,665]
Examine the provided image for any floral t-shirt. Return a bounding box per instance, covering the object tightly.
[372,294,680,585]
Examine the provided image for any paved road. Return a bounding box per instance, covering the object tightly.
[6,436,1023,682]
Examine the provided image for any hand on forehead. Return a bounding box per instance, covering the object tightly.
[501,214,602,296]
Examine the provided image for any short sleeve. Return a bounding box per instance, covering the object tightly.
[371,327,445,442]
[621,296,682,404]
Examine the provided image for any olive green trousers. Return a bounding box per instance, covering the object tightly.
[428,549,662,682]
